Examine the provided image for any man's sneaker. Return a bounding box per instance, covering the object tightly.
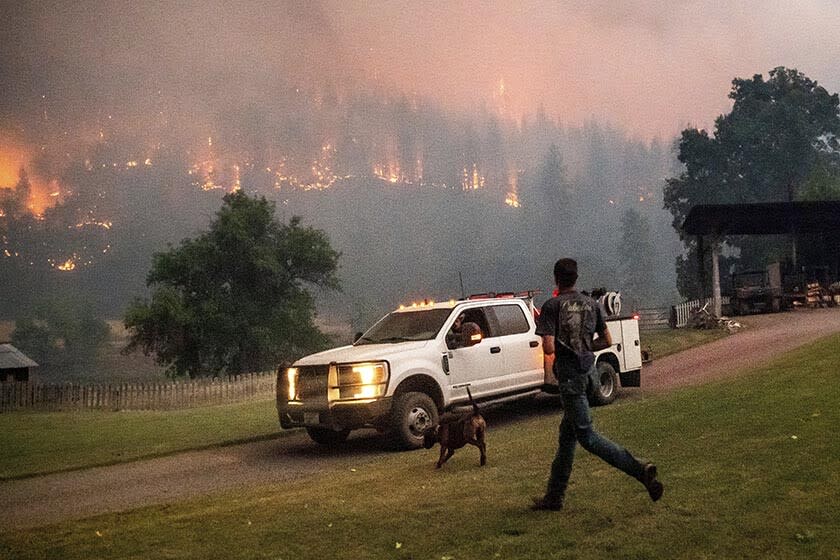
[531,496,564,511]
[641,463,664,502]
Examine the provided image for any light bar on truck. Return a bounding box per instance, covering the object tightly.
[397,298,457,310]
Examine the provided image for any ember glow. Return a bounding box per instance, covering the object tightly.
[55,257,77,271]
[462,164,486,191]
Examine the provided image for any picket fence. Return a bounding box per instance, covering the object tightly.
[671,296,731,328]
[0,371,276,413]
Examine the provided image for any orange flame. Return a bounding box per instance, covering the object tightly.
[0,141,60,214]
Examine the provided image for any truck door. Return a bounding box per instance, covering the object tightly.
[483,302,543,393]
[445,305,503,399]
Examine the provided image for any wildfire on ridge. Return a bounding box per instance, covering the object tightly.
[0,147,24,187]
[75,216,113,230]
[462,164,486,191]
[371,151,425,186]
[504,165,520,208]
[0,143,59,215]
[373,162,402,183]
[56,258,77,271]
[271,144,348,191]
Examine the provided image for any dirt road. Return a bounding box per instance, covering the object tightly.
[3,308,840,530]
[640,307,840,393]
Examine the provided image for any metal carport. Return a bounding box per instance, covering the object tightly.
[681,201,840,316]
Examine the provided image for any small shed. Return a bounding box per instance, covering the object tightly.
[0,344,38,382]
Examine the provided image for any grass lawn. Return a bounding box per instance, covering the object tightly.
[0,399,280,479]
[1,334,838,559]
[641,326,730,359]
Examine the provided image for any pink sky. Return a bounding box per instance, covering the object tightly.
[2,1,839,142]
[328,1,840,138]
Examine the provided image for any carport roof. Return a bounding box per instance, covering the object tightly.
[0,344,38,369]
[682,201,840,236]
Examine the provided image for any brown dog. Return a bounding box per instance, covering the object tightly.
[423,387,487,468]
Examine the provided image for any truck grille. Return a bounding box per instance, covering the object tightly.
[297,365,329,401]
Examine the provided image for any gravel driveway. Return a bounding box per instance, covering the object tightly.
[3,308,840,530]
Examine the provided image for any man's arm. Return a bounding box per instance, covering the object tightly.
[599,326,612,346]
[535,299,557,355]
[592,302,612,350]
[542,335,555,355]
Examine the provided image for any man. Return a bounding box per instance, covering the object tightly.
[445,312,466,348]
[532,258,663,511]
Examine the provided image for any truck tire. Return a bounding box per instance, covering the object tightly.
[387,391,439,450]
[306,426,351,446]
[589,361,619,406]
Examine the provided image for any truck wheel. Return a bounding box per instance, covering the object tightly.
[387,391,439,450]
[306,426,351,446]
[589,361,619,406]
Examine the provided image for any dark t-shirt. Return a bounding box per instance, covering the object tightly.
[536,291,606,391]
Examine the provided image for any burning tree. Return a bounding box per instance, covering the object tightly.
[123,191,340,377]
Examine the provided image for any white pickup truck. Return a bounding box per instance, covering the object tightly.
[277,293,643,448]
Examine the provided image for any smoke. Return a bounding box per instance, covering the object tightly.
[1,1,838,258]
[3,1,839,146]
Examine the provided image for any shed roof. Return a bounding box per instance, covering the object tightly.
[0,344,38,369]
[682,201,840,236]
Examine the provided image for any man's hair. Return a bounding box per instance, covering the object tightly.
[553,258,578,288]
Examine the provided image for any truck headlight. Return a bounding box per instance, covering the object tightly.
[335,362,388,400]
[287,367,299,401]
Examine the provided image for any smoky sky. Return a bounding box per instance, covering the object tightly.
[2,0,840,142]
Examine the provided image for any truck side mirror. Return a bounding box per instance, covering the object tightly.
[459,322,483,348]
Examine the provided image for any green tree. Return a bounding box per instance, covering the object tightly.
[798,159,840,201]
[11,297,110,373]
[664,67,840,298]
[123,191,340,377]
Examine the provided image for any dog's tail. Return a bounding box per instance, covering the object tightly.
[465,386,480,415]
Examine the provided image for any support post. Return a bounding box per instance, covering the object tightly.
[711,236,722,318]
[696,235,706,299]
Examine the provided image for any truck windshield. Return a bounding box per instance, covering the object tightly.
[355,309,452,344]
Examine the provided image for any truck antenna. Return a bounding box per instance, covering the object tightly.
[458,271,466,300]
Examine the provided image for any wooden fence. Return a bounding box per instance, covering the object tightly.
[0,371,276,413]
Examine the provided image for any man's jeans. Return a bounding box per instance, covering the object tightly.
[546,372,645,500]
